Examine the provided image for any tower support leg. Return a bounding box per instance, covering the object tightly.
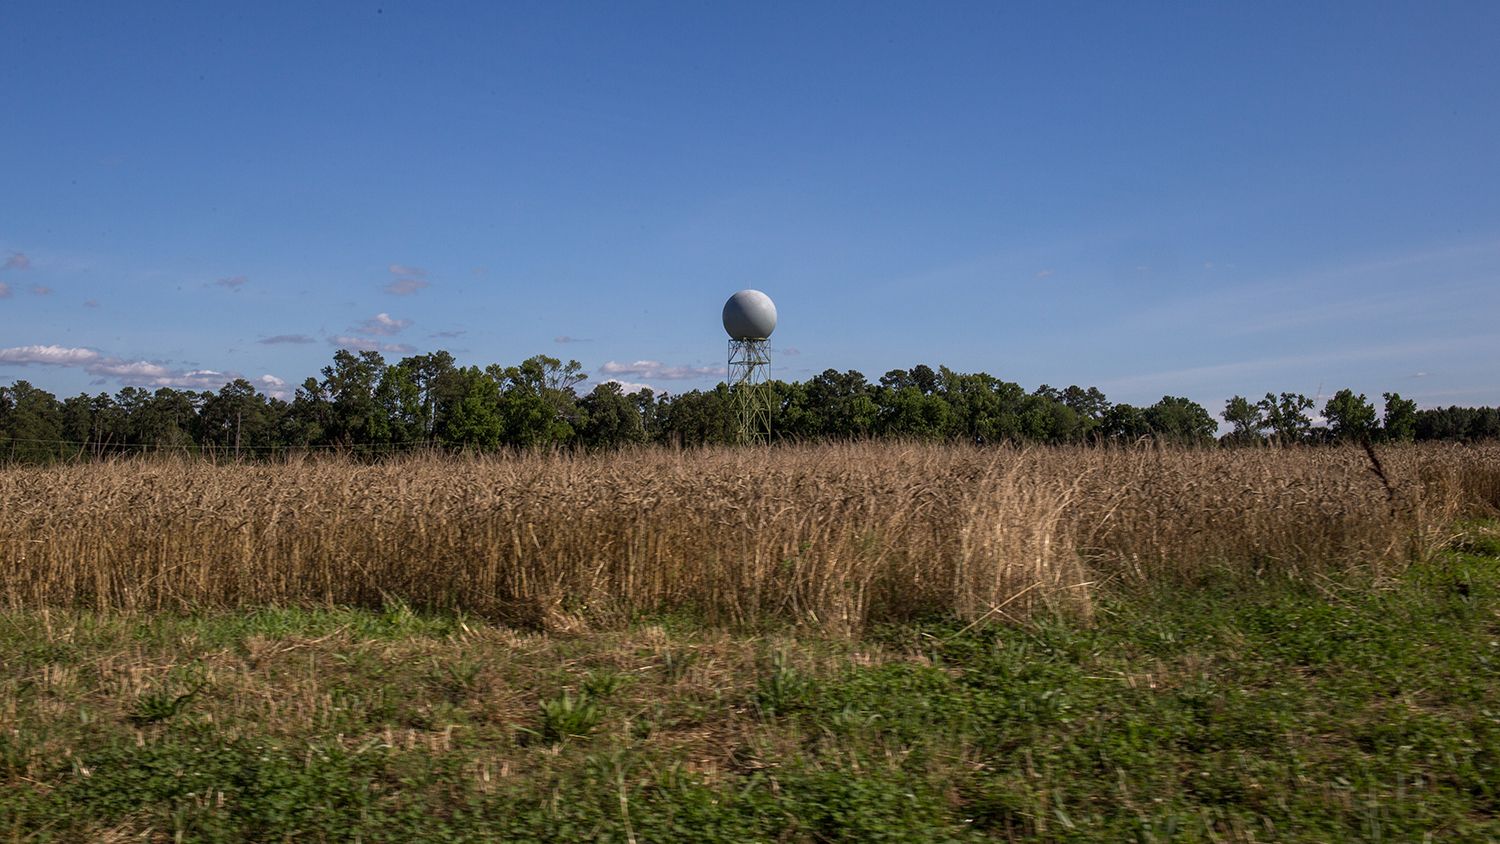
[728,338,772,444]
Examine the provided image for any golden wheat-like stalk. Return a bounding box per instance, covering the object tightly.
[0,442,1490,630]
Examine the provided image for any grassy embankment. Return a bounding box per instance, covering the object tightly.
[1,444,1498,840]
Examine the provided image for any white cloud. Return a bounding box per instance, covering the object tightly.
[1035,269,1055,279]
[332,311,415,352]
[159,370,234,390]
[384,278,430,295]
[258,374,290,399]
[355,313,411,336]
[599,360,725,380]
[329,335,415,354]
[385,264,430,295]
[554,335,590,344]
[0,345,103,366]
[0,344,244,391]
[601,378,653,394]
[3,252,30,271]
[429,329,465,339]
[88,360,173,379]
[333,312,415,353]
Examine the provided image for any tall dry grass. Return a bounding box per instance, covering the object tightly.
[1,443,1493,630]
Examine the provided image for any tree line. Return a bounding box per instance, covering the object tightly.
[1,348,1495,462]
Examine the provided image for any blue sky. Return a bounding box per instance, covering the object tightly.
[3,1,1497,414]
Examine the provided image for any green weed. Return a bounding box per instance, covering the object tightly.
[2,524,1498,841]
[531,691,603,746]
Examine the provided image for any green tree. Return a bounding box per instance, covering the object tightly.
[113,387,151,446]
[1381,392,1417,443]
[395,351,458,439]
[1322,389,1378,442]
[656,387,735,446]
[1061,385,1111,439]
[768,380,813,441]
[0,381,65,462]
[880,364,941,396]
[1221,395,1263,445]
[939,369,1026,444]
[1144,396,1217,445]
[632,388,664,441]
[137,388,198,449]
[1101,403,1150,441]
[490,356,585,448]
[1415,405,1500,441]
[320,350,391,448]
[441,367,504,449]
[578,382,646,449]
[287,377,331,447]
[804,369,878,439]
[877,386,954,440]
[1258,392,1314,445]
[198,379,274,455]
[374,363,424,445]
[1019,393,1085,443]
[61,392,125,456]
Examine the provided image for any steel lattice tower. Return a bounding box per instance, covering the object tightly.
[728,337,772,444]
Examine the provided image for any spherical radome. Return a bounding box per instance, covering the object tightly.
[722,289,777,339]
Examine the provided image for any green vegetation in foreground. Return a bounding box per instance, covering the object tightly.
[2,529,1498,841]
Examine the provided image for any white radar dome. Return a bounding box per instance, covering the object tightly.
[722,289,777,340]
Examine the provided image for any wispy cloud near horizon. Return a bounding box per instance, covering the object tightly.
[385,264,430,295]
[328,336,415,355]
[599,360,725,380]
[356,313,411,336]
[600,377,653,394]
[385,278,430,295]
[329,313,416,355]
[0,343,280,392]
[1122,237,1500,340]
[2,252,30,272]
[1091,334,1498,399]
[258,334,317,345]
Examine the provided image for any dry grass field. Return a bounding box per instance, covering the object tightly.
[4,442,1496,630]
